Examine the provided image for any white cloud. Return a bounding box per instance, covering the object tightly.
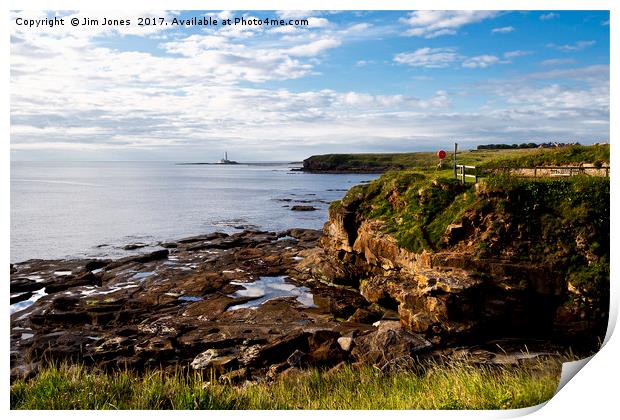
[549,40,596,52]
[205,11,234,21]
[541,58,577,66]
[286,38,341,57]
[492,26,514,34]
[343,23,371,33]
[307,17,330,28]
[504,50,530,59]
[11,17,459,158]
[462,55,500,68]
[337,90,450,109]
[355,60,375,66]
[270,25,299,34]
[501,84,609,112]
[396,48,517,70]
[526,65,609,85]
[400,11,498,38]
[394,47,459,68]
[276,11,320,20]
[540,12,559,21]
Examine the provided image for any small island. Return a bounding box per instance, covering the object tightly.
[176,151,240,166]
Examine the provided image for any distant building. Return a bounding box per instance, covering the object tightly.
[217,152,239,164]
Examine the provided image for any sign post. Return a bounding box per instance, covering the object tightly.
[437,149,447,168]
[453,142,458,178]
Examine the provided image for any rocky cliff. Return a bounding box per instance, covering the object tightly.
[311,172,609,349]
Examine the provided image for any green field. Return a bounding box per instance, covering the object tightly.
[304,144,610,176]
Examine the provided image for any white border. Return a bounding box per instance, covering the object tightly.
[3,1,617,419]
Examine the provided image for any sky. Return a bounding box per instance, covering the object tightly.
[10,10,610,161]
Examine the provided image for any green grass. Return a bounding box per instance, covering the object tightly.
[305,144,609,174]
[478,144,610,169]
[338,172,475,252]
[304,148,541,173]
[11,357,562,410]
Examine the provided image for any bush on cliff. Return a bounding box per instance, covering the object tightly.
[338,171,475,252]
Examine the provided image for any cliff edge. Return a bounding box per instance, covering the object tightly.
[308,171,609,349]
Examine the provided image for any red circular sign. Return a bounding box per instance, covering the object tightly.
[437,150,447,160]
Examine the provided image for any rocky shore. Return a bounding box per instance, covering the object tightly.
[10,222,590,384]
[10,228,419,382]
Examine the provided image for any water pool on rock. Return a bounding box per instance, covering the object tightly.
[227,276,315,310]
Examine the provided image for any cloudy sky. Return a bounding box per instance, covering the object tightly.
[10,10,610,161]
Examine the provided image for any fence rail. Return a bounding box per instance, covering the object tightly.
[456,165,477,184]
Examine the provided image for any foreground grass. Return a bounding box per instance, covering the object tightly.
[11,358,561,410]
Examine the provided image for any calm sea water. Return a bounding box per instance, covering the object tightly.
[10,161,378,263]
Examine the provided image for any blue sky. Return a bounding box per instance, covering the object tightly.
[10,10,610,161]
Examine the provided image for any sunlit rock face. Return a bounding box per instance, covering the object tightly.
[319,185,603,348]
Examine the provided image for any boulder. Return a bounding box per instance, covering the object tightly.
[11,291,33,305]
[123,243,148,250]
[286,349,307,368]
[191,349,238,373]
[160,242,178,248]
[177,232,229,244]
[45,271,101,294]
[351,323,432,368]
[252,330,310,367]
[291,205,317,212]
[306,330,344,365]
[11,278,44,294]
[109,249,169,267]
[347,308,383,324]
[337,337,354,352]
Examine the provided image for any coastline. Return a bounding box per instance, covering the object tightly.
[10,146,610,408]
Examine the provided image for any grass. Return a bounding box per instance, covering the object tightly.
[304,148,541,173]
[478,144,610,169]
[11,357,562,410]
[338,172,475,252]
[305,144,609,174]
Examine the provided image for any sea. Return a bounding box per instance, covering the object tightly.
[10,161,379,263]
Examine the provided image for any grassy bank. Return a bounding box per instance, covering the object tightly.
[342,172,609,258]
[11,357,561,410]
